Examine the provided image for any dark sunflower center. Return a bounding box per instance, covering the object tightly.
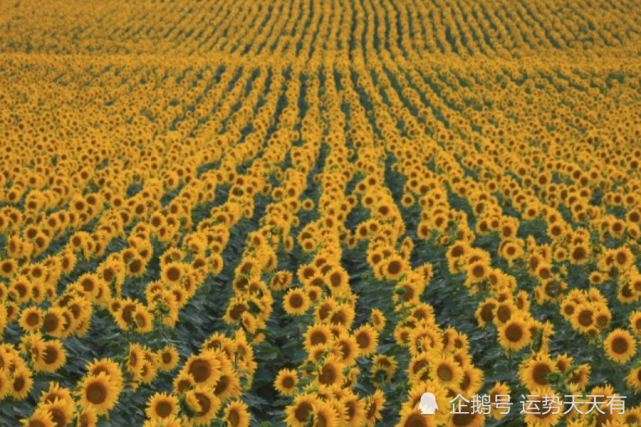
[295,402,313,422]
[156,401,173,418]
[282,376,294,388]
[437,365,453,381]
[319,365,337,385]
[505,324,523,342]
[533,364,551,385]
[166,267,181,281]
[289,293,303,308]
[388,261,402,275]
[190,360,212,383]
[196,393,211,415]
[43,347,59,364]
[229,409,240,427]
[612,337,629,354]
[357,332,370,348]
[86,382,107,404]
[578,310,593,327]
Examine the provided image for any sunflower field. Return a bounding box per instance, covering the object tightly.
[1,0,641,426]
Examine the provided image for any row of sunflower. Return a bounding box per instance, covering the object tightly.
[1,0,639,58]
[2,0,641,426]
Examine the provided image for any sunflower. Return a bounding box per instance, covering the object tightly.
[449,409,485,427]
[157,345,180,372]
[570,303,596,333]
[86,358,123,390]
[466,260,488,284]
[363,390,385,427]
[474,298,497,328]
[613,246,634,271]
[311,400,338,427]
[328,304,355,329]
[567,364,591,390]
[39,382,74,406]
[408,325,443,355]
[185,386,221,426]
[146,392,179,420]
[340,392,366,427]
[173,372,195,395]
[77,372,120,415]
[139,358,160,385]
[559,298,577,319]
[630,275,641,294]
[446,241,469,271]
[630,311,641,335]
[5,301,20,324]
[429,355,463,386]
[127,343,146,375]
[581,385,619,426]
[624,408,641,426]
[325,267,349,295]
[314,298,337,323]
[0,259,18,278]
[518,354,557,390]
[367,308,385,331]
[353,324,378,356]
[43,307,67,337]
[626,366,641,391]
[534,262,553,282]
[286,394,317,427]
[617,280,637,304]
[569,244,590,265]
[459,366,484,396]
[133,305,154,334]
[334,334,359,366]
[18,307,44,333]
[0,370,9,401]
[34,340,67,373]
[161,262,184,286]
[407,353,432,384]
[588,271,604,286]
[274,368,298,396]
[487,381,511,420]
[182,350,222,388]
[10,366,33,400]
[58,250,77,275]
[604,328,636,364]
[270,271,293,291]
[551,354,572,374]
[594,309,611,330]
[40,397,75,427]
[0,282,7,302]
[404,381,449,423]
[304,324,333,353]
[522,387,563,427]
[316,355,344,387]
[493,299,516,325]
[284,288,311,316]
[498,314,533,351]
[394,279,422,305]
[213,369,242,401]
[22,408,55,427]
[302,284,319,304]
[223,298,249,324]
[77,273,102,299]
[381,255,408,281]
[223,400,250,427]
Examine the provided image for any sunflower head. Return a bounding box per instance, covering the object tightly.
[77,371,120,415]
[604,328,637,364]
[146,392,179,420]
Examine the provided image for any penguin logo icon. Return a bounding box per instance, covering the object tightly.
[418,392,438,415]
